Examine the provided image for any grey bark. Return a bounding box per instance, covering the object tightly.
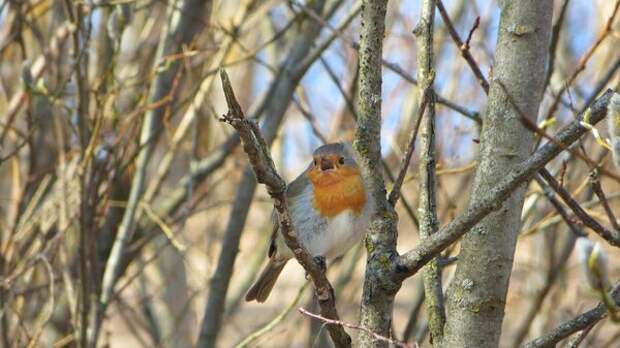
[414,0,445,344]
[354,1,401,347]
[441,2,553,347]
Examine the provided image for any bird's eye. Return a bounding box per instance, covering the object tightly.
[338,157,345,165]
[313,159,317,166]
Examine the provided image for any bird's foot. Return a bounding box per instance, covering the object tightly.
[304,256,327,279]
[313,256,327,273]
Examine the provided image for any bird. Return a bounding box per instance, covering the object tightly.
[245,142,374,302]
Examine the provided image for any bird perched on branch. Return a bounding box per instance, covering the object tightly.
[245,142,374,302]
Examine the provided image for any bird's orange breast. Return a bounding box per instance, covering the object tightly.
[308,167,367,218]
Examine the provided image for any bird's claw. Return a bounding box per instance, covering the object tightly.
[313,256,327,273]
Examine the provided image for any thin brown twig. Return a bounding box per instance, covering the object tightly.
[566,322,598,348]
[523,283,620,348]
[497,80,620,183]
[590,169,620,231]
[436,1,488,93]
[388,87,431,206]
[541,0,620,131]
[293,0,481,123]
[298,308,417,348]
[543,0,571,90]
[538,168,620,246]
[463,16,480,50]
[218,69,351,347]
[535,175,587,238]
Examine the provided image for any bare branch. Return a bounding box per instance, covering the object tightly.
[539,168,620,247]
[522,283,620,348]
[298,308,417,348]
[413,0,445,343]
[217,69,351,347]
[436,1,488,94]
[387,89,429,207]
[396,90,617,277]
[589,169,620,231]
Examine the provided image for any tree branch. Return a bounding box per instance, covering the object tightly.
[522,283,620,348]
[413,0,445,343]
[354,1,401,347]
[539,168,620,246]
[396,90,617,277]
[436,0,488,94]
[217,69,351,347]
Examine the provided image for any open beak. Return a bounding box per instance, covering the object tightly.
[320,157,334,171]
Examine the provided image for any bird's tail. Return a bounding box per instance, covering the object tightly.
[245,259,287,302]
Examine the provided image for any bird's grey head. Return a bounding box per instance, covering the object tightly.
[311,143,357,171]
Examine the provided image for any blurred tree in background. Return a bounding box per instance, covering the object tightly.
[0,0,619,347]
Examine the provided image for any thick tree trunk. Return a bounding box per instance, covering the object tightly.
[442,1,553,347]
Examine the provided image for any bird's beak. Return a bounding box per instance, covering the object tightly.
[320,157,334,171]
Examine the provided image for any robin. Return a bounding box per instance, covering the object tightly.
[245,142,374,302]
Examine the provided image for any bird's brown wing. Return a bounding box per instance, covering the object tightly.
[267,166,311,257]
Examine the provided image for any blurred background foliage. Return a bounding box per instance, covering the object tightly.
[0,0,619,347]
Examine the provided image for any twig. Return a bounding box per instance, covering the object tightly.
[234,282,309,348]
[522,283,620,348]
[581,54,620,112]
[565,322,598,348]
[436,1,488,93]
[298,308,417,348]
[95,1,209,345]
[294,0,481,123]
[535,175,586,237]
[217,69,351,347]
[496,80,620,183]
[543,0,571,90]
[388,88,430,206]
[589,169,620,231]
[541,0,620,134]
[396,90,617,277]
[464,17,480,50]
[0,22,76,146]
[538,168,620,247]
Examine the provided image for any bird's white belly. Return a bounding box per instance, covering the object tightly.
[306,210,367,259]
[277,183,372,260]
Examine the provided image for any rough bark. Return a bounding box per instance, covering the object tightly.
[354,1,401,347]
[414,0,445,344]
[441,2,553,347]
